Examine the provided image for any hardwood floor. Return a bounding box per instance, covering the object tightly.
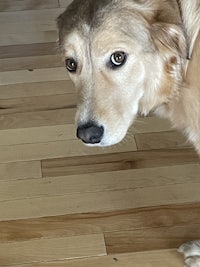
[0,1,199,266]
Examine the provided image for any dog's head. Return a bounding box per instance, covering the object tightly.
[57,0,186,146]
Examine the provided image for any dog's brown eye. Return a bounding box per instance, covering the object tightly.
[65,58,77,72]
[110,51,127,68]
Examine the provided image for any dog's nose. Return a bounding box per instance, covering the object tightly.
[76,122,104,144]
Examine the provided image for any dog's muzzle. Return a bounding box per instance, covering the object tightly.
[76,122,104,144]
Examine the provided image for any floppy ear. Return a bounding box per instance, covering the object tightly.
[151,23,187,59]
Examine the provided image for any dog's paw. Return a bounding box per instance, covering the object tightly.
[179,241,200,267]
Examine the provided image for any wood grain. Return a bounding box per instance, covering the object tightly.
[0,20,56,34]
[0,139,137,163]
[0,55,62,72]
[135,131,190,150]
[0,31,58,46]
[0,234,106,266]
[42,148,199,177]
[0,8,64,24]
[0,0,59,12]
[0,94,76,115]
[0,3,199,266]
[0,80,74,99]
[0,67,69,85]
[0,125,75,145]
[0,161,42,181]
[0,43,57,59]
[1,180,200,221]
[0,108,75,130]
[105,224,200,254]
[0,117,172,145]
[1,164,199,201]
[15,250,184,267]
[1,203,200,243]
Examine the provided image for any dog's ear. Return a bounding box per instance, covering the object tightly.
[151,23,187,59]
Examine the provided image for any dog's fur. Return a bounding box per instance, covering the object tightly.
[57,0,200,265]
[179,241,200,267]
[57,0,200,151]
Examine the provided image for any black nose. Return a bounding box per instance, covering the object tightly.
[76,122,104,144]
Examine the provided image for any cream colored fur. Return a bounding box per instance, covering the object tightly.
[57,1,200,266]
[179,241,200,267]
[58,0,200,151]
[180,1,200,56]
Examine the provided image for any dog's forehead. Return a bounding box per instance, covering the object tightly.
[63,32,128,60]
[58,0,150,46]
[63,26,89,46]
[62,23,149,58]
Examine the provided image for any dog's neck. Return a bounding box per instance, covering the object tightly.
[140,33,200,124]
[154,33,200,153]
[138,0,200,152]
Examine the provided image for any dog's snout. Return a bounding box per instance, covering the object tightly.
[77,122,104,144]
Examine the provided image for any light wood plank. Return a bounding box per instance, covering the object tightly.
[1,181,200,221]
[0,138,137,163]
[0,81,74,99]
[1,3,199,266]
[135,131,189,150]
[0,125,75,145]
[0,164,199,201]
[0,108,75,130]
[14,250,184,267]
[0,30,57,46]
[0,110,171,131]
[0,8,64,24]
[134,117,171,133]
[0,234,106,266]
[0,67,69,85]
[105,224,200,254]
[0,161,42,181]
[0,21,56,34]
[1,203,200,243]
[0,117,170,145]
[0,0,59,12]
[0,55,62,72]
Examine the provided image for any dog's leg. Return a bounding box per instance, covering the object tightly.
[179,241,200,267]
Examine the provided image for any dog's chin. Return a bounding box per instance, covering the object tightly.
[82,134,126,148]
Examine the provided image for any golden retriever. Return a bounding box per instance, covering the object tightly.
[57,0,200,265]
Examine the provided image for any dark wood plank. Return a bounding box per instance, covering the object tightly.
[135,131,190,150]
[6,250,183,267]
[105,223,200,254]
[0,55,62,72]
[42,148,199,177]
[1,203,200,243]
[0,43,57,59]
[0,0,59,12]
[0,94,76,115]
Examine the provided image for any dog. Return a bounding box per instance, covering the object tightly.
[179,241,200,267]
[57,0,200,266]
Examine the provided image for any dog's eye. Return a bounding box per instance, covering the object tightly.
[110,51,127,68]
[65,58,77,72]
